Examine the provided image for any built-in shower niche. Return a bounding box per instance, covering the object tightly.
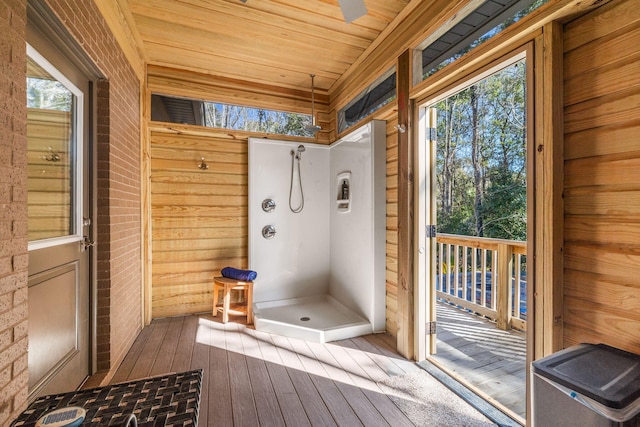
[336,172,351,212]
[248,120,386,343]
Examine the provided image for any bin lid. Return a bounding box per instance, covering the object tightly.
[532,343,640,409]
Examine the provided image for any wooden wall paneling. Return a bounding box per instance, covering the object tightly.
[564,155,640,189]
[564,91,640,135]
[396,49,413,359]
[564,25,640,105]
[563,297,640,353]
[564,121,640,160]
[150,128,249,318]
[149,123,312,144]
[562,0,640,52]
[562,0,640,355]
[386,116,399,338]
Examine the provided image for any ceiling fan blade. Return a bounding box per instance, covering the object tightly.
[338,0,368,24]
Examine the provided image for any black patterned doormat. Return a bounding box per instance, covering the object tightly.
[12,369,202,426]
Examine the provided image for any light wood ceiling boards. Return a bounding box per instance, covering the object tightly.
[126,0,410,93]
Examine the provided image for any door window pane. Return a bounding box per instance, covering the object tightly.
[27,54,77,241]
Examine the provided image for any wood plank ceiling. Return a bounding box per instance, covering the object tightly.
[127,0,410,94]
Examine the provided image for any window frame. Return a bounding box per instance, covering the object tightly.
[337,66,397,134]
[150,93,314,138]
[27,42,84,251]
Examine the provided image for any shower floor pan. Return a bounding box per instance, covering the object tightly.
[253,295,372,343]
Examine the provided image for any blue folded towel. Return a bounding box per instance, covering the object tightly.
[221,266,257,281]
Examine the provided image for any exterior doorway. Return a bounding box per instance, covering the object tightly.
[416,48,532,422]
[26,25,94,399]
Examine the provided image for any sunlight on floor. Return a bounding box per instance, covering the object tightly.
[195,316,389,392]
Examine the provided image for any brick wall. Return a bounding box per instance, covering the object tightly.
[42,0,143,374]
[0,0,142,423]
[0,0,29,423]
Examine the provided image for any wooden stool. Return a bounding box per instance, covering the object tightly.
[213,276,253,324]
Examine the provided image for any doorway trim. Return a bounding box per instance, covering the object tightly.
[412,42,534,423]
[414,41,534,360]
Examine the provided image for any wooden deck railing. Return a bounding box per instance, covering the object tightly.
[435,233,527,331]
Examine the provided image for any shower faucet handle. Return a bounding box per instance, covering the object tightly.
[262,225,277,239]
[262,198,276,213]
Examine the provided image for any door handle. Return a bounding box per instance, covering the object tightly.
[82,236,95,251]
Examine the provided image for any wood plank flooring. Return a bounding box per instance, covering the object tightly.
[109,314,423,426]
[106,308,526,426]
[432,302,527,422]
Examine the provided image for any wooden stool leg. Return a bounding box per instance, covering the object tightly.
[246,282,253,325]
[213,283,219,317]
[222,283,231,323]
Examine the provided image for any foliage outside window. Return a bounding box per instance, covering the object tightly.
[417,0,547,82]
[151,94,313,137]
[337,67,396,134]
[431,59,526,241]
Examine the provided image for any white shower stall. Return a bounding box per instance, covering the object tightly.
[248,120,386,342]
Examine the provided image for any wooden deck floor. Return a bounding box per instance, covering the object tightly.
[432,302,527,422]
[108,314,428,426]
[102,310,526,426]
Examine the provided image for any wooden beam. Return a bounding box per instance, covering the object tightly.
[542,21,565,356]
[147,65,329,117]
[94,0,146,81]
[141,72,152,325]
[396,49,414,359]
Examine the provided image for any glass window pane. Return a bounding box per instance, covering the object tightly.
[338,68,396,133]
[338,69,396,134]
[414,0,547,83]
[151,94,313,137]
[27,56,76,241]
[430,60,527,241]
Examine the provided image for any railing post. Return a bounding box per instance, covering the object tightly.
[496,243,513,330]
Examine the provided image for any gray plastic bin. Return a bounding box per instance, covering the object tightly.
[532,343,640,426]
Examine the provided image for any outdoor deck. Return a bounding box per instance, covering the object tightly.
[433,301,527,421]
[104,314,501,427]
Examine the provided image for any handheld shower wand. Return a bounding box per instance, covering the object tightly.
[289,145,305,213]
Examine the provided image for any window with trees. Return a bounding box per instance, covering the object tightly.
[151,94,313,137]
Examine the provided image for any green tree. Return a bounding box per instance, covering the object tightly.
[434,60,526,241]
[481,166,526,240]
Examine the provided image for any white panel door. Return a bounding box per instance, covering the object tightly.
[26,36,92,399]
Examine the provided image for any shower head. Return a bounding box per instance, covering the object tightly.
[293,144,305,160]
[304,123,322,134]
